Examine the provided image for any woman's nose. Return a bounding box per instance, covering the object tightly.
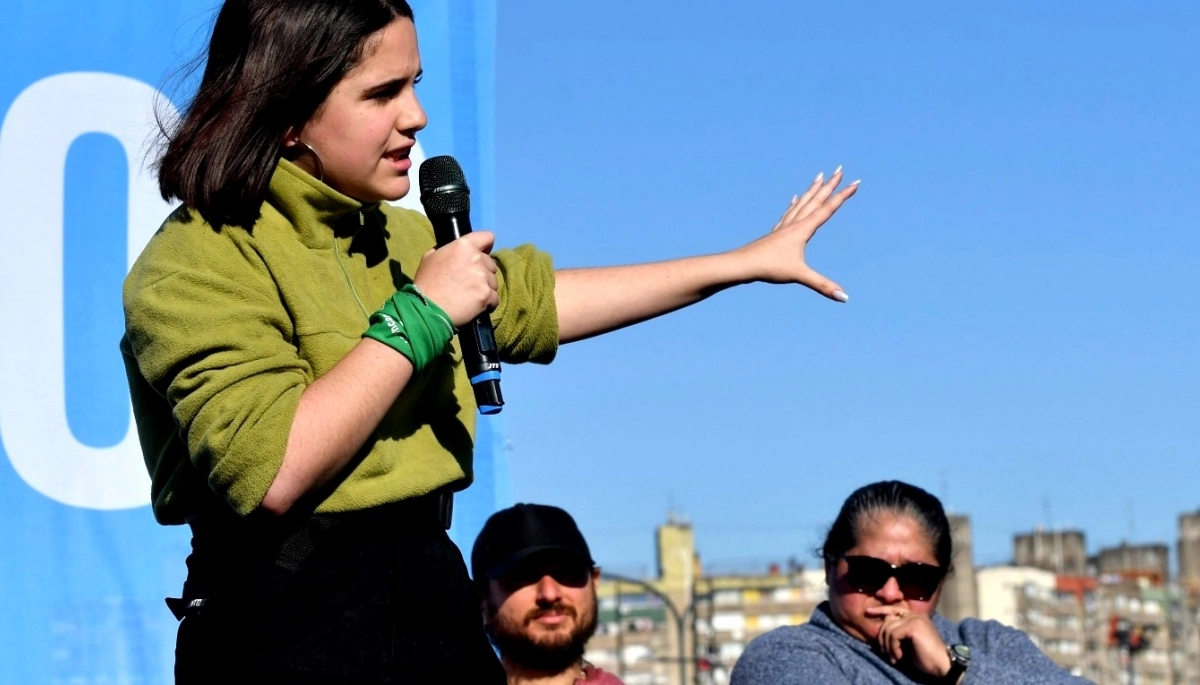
[397,91,427,134]
[875,576,905,602]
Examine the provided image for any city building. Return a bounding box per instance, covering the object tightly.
[588,517,826,685]
[1179,510,1200,591]
[981,527,1200,685]
[977,565,1059,630]
[1093,543,1171,587]
[1014,528,1088,575]
[939,514,979,621]
[977,564,1188,683]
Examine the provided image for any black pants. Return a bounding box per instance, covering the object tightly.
[172,497,505,684]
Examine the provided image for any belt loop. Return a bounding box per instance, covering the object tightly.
[438,492,453,530]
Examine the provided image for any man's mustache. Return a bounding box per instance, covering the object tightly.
[524,602,576,624]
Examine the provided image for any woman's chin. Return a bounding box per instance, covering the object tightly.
[379,181,411,203]
[345,177,411,204]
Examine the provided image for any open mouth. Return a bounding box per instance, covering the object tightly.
[384,147,412,172]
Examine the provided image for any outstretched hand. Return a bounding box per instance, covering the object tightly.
[737,166,858,302]
[551,165,860,342]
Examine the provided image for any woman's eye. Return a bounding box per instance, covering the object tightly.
[369,76,419,100]
[372,87,399,100]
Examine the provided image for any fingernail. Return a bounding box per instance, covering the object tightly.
[814,172,824,184]
[792,194,799,204]
[850,179,861,186]
[833,290,849,303]
[834,165,843,175]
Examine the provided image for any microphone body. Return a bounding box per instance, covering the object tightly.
[419,156,503,415]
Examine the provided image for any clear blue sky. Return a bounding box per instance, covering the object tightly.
[488,1,1200,575]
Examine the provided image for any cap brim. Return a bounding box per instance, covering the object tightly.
[486,545,594,580]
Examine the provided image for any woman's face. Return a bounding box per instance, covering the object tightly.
[294,17,427,202]
[825,512,944,644]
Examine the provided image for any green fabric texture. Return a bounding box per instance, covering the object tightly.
[364,284,456,373]
[122,158,559,524]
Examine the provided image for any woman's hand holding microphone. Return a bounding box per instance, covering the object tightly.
[413,230,499,327]
[364,231,498,374]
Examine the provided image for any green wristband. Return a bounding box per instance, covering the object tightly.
[363,284,456,373]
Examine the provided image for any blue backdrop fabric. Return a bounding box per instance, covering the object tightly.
[0,2,500,682]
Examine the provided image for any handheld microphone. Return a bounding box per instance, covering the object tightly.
[418,156,503,415]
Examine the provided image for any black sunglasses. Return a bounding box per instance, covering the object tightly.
[838,554,946,601]
[497,559,593,592]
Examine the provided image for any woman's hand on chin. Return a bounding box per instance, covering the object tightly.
[865,606,953,680]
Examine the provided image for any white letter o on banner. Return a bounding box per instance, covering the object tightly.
[0,72,175,510]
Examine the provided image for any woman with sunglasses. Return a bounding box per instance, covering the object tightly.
[731,481,1090,684]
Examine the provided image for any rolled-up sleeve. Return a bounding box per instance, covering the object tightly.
[124,234,309,516]
[491,243,558,364]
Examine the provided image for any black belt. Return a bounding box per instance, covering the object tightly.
[274,491,452,570]
[168,490,454,620]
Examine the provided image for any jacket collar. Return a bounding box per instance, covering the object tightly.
[266,158,381,249]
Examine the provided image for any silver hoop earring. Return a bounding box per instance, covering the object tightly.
[293,139,325,183]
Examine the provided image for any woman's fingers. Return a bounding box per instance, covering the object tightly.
[770,196,798,233]
[414,234,502,326]
[794,166,844,223]
[878,614,906,663]
[798,264,848,303]
[772,168,859,240]
[462,230,495,254]
[805,182,859,237]
[873,612,952,677]
[773,171,827,231]
[797,178,859,233]
[796,171,826,210]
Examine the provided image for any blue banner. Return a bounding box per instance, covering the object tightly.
[0,1,498,682]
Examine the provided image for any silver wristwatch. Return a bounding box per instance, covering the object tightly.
[946,643,971,682]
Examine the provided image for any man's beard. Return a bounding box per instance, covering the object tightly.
[487,595,599,674]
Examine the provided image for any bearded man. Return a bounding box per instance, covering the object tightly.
[472,503,623,685]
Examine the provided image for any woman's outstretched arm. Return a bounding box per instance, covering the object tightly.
[555,168,858,343]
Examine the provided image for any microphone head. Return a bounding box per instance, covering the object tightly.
[419,155,471,215]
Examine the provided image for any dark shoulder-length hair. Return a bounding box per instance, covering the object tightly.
[157,0,414,229]
[819,480,954,571]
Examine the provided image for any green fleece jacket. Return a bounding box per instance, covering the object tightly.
[122,159,558,524]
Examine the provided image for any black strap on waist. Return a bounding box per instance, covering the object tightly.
[274,514,339,572]
[169,490,455,618]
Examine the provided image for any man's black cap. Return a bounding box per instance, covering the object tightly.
[471,503,595,584]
